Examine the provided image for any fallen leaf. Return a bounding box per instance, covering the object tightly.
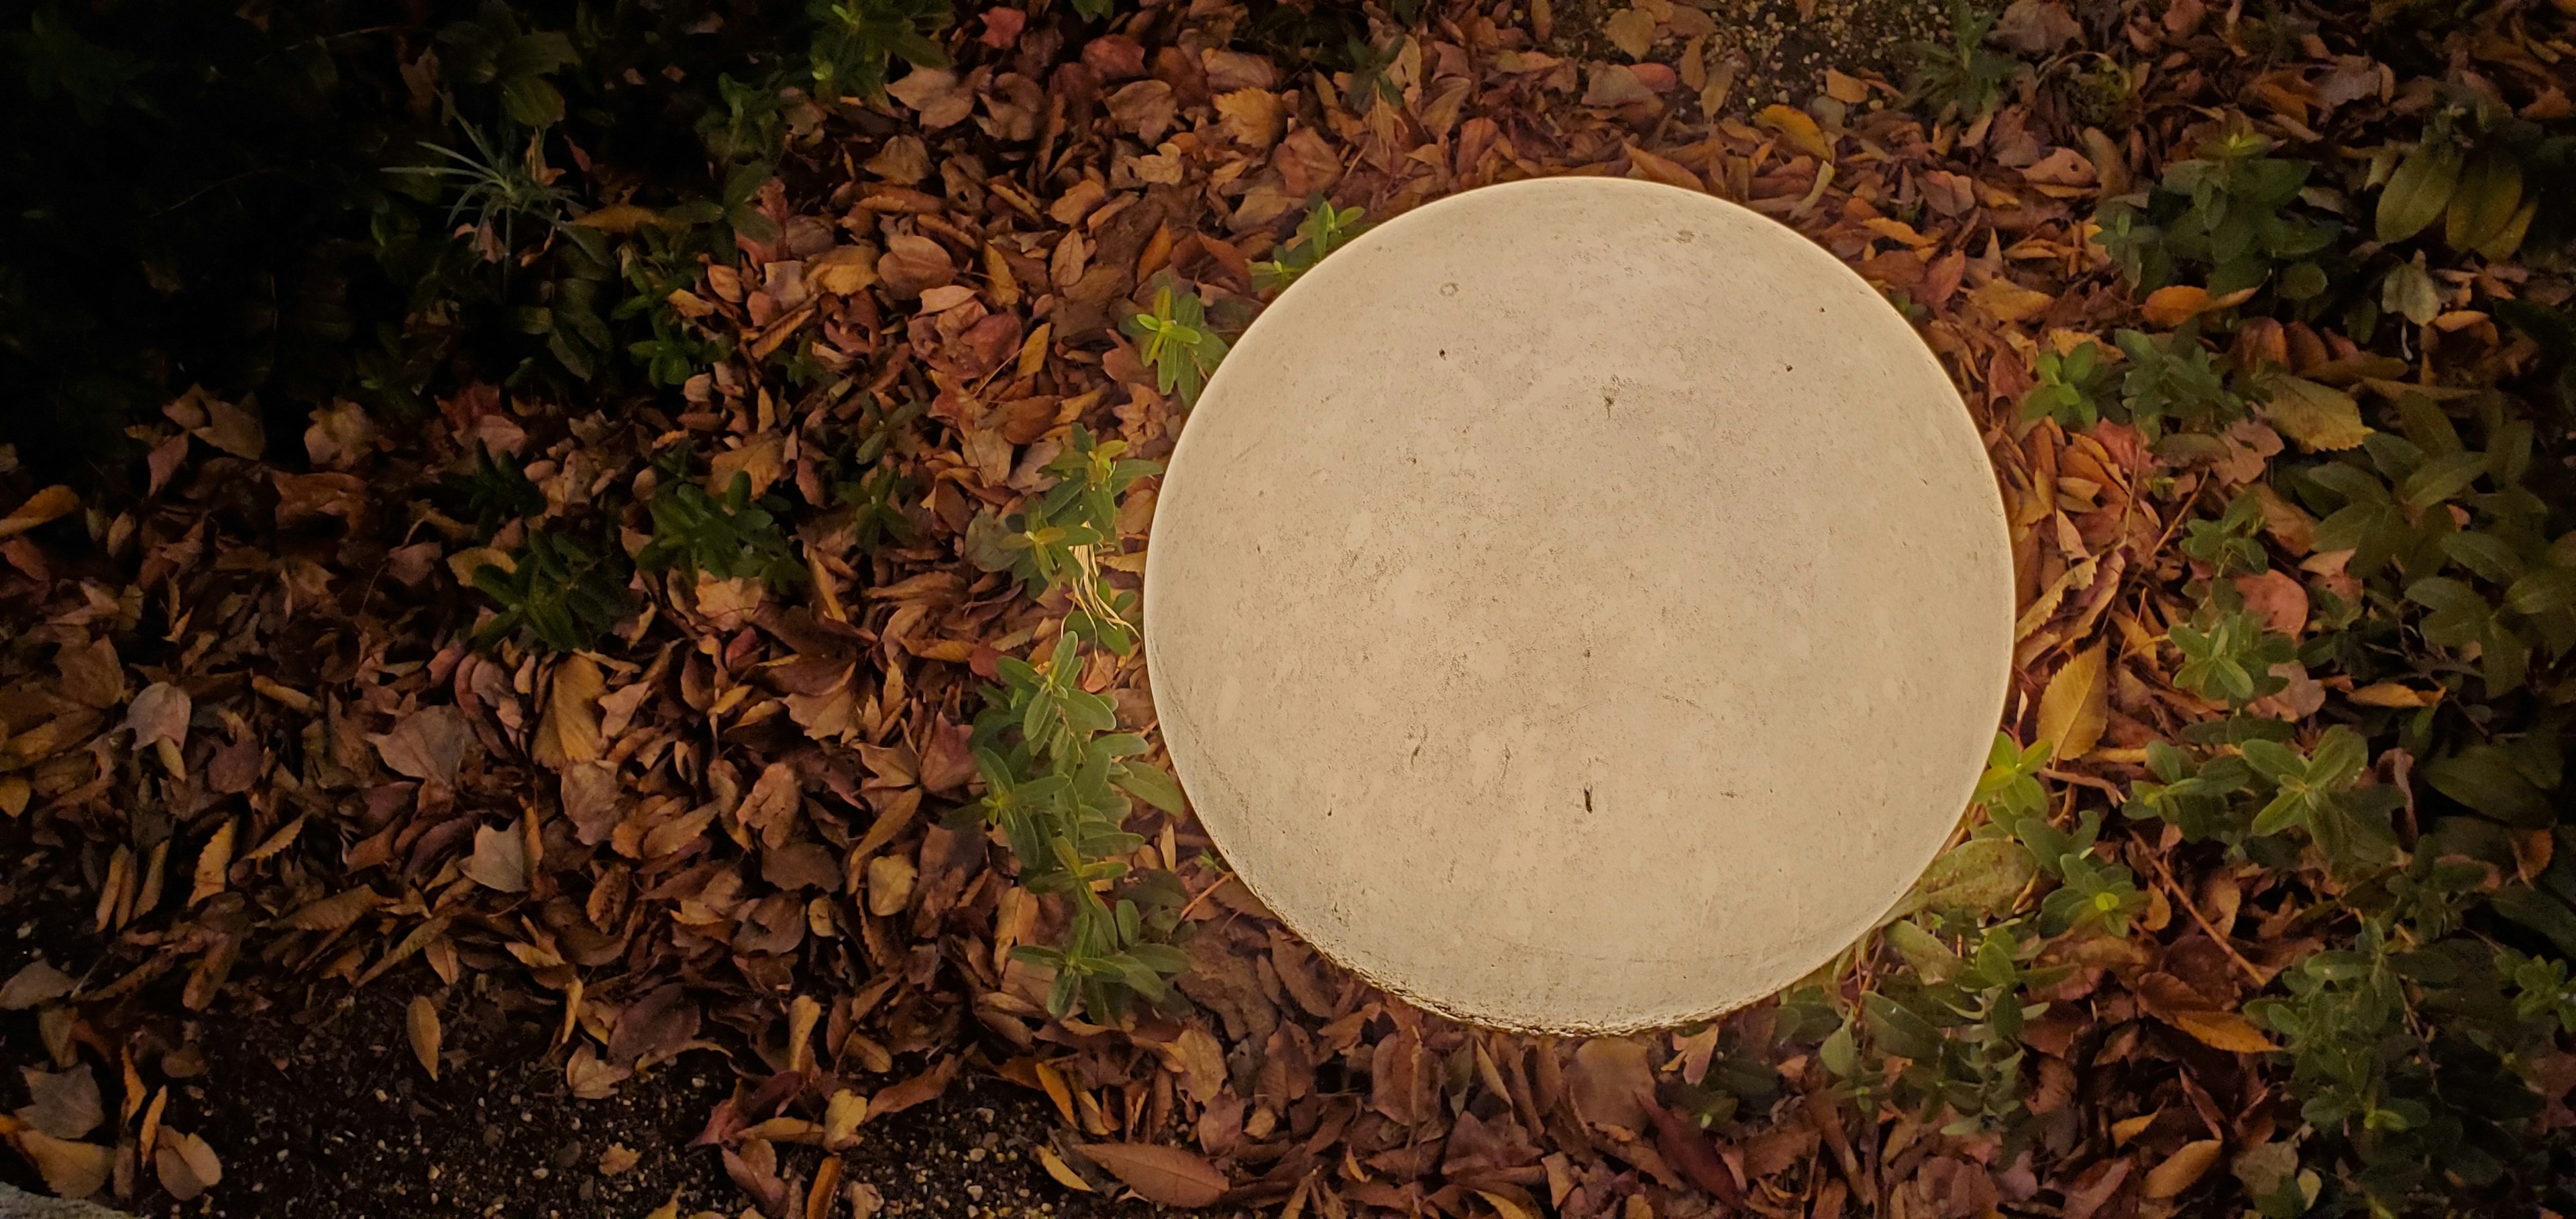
[15,1067,102,1139]
[886,66,973,128]
[866,854,918,916]
[2233,572,2309,637]
[1755,104,1835,162]
[1,1118,112,1198]
[535,655,606,770]
[1603,7,1657,59]
[1822,68,1870,104]
[127,682,191,751]
[609,984,700,1067]
[600,1144,643,1175]
[2259,376,2371,452]
[0,961,76,1010]
[1036,1144,1095,1191]
[2140,284,2212,328]
[1567,1039,1655,1136]
[408,996,442,1080]
[1970,279,2055,323]
[189,818,235,908]
[2166,1009,2278,1053]
[2036,644,2109,760]
[156,1128,223,1201]
[370,706,472,785]
[2143,1139,2224,1199]
[194,396,265,459]
[300,405,373,471]
[464,822,530,894]
[1080,1142,1228,1207]
[567,1044,632,1100]
[0,486,78,542]
[868,1055,959,1119]
[1905,839,2036,918]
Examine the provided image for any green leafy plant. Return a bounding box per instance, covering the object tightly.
[1252,200,1368,293]
[805,0,952,105]
[435,1,581,129]
[471,529,634,653]
[2019,339,2115,429]
[965,634,1189,1020]
[2182,492,2270,575]
[2097,118,2337,299]
[1907,1,2016,121]
[387,118,574,261]
[638,469,809,588]
[966,426,1160,654]
[1120,278,1230,409]
[2171,603,2298,704]
[446,442,547,534]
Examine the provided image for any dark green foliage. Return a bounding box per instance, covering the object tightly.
[965,425,1160,654]
[1907,1,2016,120]
[471,529,633,653]
[2097,119,2338,299]
[639,470,809,588]
[446,443,547,534]
[2018,340,2114,429]
[806,0,953,103]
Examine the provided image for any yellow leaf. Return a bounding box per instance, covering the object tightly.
[572,204,663,233]
[449,545,515,588]
[1970,278,2055,323]
[706,434,786,500]
[809,244,880,296]
[0,1116,113,1198]
[2168,1008,2279,1053]
[2110,1109,2159,1147]
[2349,682,2441,708]
[1821,68,1870,104]
[534,654,606,771]
[1478,1191,1540,1219]
[1755,104,1835,162]
[2139,284,2211,328]
[408,996,442,1081]
[2035,644,2109,761]
[189,818,235,908]
[2143,1138,2224,1199]
[0,485,78,541]
[2258,376,2371,452]
[1036,1143,1096,1192]
[2377,140,2461,243]
[643,1192,682,1219]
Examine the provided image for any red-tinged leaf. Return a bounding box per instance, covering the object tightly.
[1079,1142,1229,1207]
[867,1054,959,1119]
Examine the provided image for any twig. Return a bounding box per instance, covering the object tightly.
[1173,869,1237,922]
[2147,853,2267,987]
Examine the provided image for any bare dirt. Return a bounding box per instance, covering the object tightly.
[1,871,1164,1219]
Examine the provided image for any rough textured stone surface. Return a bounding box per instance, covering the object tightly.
[1146,178,2012,1033]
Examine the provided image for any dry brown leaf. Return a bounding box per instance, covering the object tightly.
[1567,1039,1655,1136]
[154,1128,223,1202]
[370,706,472,785]
[1036,1143,1095,1191]
[599,1144,643,1176]
[279,886,383,931]
[1754,105,1834,162]
[866,854,917,916]
[0,961,75,1010]
[1080,1142,1228,1207]
[0,1116,112,1198]
[534,654,606,770]
[189,818,235,908]
[2143,1139,2224,1198]
[1970,279,2055,323]
[15,1067,102,1139]
[2141,285,2212,327]
[2035,644,2108,760]
[464,822,531,894]
[2167,1009,2279,1053]
[1603,7,1657,59]
[407,996,442,1081]
[868,1055,960,1119]
[126,682,191,751]
[0,486,78,542]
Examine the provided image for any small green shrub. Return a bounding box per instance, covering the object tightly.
[639,469,808,588]
[472,528,634,653]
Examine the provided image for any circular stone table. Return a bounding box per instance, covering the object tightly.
[1143,178,2013,1033]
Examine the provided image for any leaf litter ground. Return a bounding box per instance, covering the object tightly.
[4,0,2576,1217]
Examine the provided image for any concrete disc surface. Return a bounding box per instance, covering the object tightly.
[1142,178,2012,1033]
